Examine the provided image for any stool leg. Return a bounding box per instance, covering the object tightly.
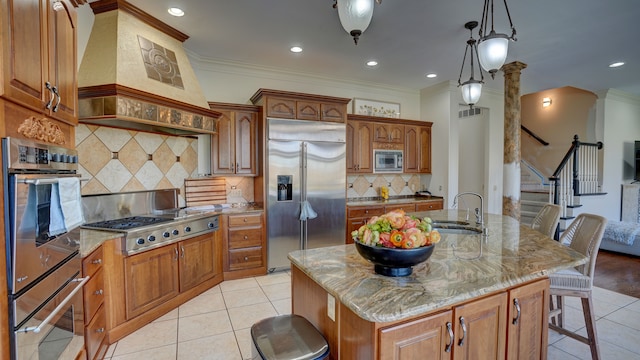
[557,295,564,328]
[582,295,601,360]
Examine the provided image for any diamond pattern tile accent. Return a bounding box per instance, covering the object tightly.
[119,138,147,174]
[75,124,92,144]
[135,161,164,189]
[94,126,132,151]
[390,176,406,194]
[153,143,177,174]
[135,132,165,154]
[166,136,190,156]
[180,145,198,175]
[95,160,133,192]
[352,176,370,196]
[77,134,111,176]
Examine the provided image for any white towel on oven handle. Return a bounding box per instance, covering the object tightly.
[49,184,66,236]
[57,177,84,231]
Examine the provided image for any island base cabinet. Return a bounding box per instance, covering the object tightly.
[452,292,507,360]
[379,310,452,360]
[507,279,549,360]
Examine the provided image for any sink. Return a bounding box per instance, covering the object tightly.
[431,220,470,226]
[433,225,482,235]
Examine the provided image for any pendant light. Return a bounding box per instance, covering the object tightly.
[333,0,381,45]
[477,0,517,78]
[458,21,484,108]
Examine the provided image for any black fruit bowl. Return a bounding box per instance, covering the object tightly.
[354,241,435,277]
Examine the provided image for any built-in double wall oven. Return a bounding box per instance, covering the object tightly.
[3,137,87,360]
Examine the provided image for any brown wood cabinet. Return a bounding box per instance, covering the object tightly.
[506,279,549,359]
[82,246,108,360]
[346,120,374,173]
[250,88,350,123]
[124,232,222,319]
[222,212,267,280]
[293,266,549,360]
[374,123,404,144]
[209,103,259,176]
[1,0,78,125]
[347,115,433,174]
[415,200,443,211]
[404,125,432,174]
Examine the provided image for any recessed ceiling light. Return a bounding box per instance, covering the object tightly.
[366,60,378,67]
[290,46,303,53]
[168,7,184,17]
[426,73,437,78]
[609,61,625,68]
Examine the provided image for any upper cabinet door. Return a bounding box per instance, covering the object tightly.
[211,109,235,174]
[1,0,77,125]
[46,0,78,124]
[234,111,257,175]
[2,0,49,112]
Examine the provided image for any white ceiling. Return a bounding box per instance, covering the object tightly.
[122,0,640,97]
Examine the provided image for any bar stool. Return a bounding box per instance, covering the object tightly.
[530,203,562,239]
[251,314,329,360]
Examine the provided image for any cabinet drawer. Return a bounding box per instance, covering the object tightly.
[85,304,106,360]
[82,246,103,277]
[229,247,263,270]
[415,201,443,211]
[228,213,262,227]
[347,206,385,218]
[229,228,263,249]
[385,203,416,213]
[83,268,104,323]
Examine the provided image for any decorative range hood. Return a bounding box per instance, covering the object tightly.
[78,0,219,135]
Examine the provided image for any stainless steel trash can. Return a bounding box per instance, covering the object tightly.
[250,314,329,360]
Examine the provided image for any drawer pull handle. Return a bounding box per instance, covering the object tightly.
[91,259,102,265]
[243,218,248,222]
[244,256,249,261]
[95,289,103,296]
[244,235,248,240]
[96,328,105,334]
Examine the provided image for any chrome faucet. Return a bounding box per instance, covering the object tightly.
[452,192,484,229]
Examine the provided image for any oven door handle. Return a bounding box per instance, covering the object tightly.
[19,276,90,334]
[18,177,78,185]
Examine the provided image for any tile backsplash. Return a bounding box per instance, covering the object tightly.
[75,124,426,207]
[347,174,425,199]
[76,125,198,207]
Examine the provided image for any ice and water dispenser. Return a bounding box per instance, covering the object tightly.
[277,175,292,201]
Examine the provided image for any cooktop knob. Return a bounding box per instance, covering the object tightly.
[148,235,156,242]
[172,229,179,236]
[136,238,145,245]
[163,231,170,238]
[184,226,191,233]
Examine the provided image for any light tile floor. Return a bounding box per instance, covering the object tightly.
[102,272,640,360]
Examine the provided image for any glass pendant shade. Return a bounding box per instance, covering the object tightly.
[461,81,483,106]
[337,0,374,44]
[477,32,509,76]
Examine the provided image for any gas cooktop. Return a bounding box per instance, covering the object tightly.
[83,216,173,230]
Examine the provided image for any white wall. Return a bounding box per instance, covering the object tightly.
[597,89,640,221]
[420,81,505,214]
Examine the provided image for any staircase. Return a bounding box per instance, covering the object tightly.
[520,135,606,236]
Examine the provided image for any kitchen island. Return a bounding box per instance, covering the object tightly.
[288,210,587,360]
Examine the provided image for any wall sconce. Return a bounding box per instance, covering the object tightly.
[542,97,552,107]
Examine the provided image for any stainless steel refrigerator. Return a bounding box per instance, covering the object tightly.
[266,118,346,271]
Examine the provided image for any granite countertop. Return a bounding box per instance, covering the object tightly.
[288,210,587,324]
[347,195,444,207]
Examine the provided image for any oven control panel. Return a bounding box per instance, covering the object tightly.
[3,137,78,172]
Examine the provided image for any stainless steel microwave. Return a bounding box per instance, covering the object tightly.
[374,150,403,173]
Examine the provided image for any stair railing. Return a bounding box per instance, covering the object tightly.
[549,135,604,219]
